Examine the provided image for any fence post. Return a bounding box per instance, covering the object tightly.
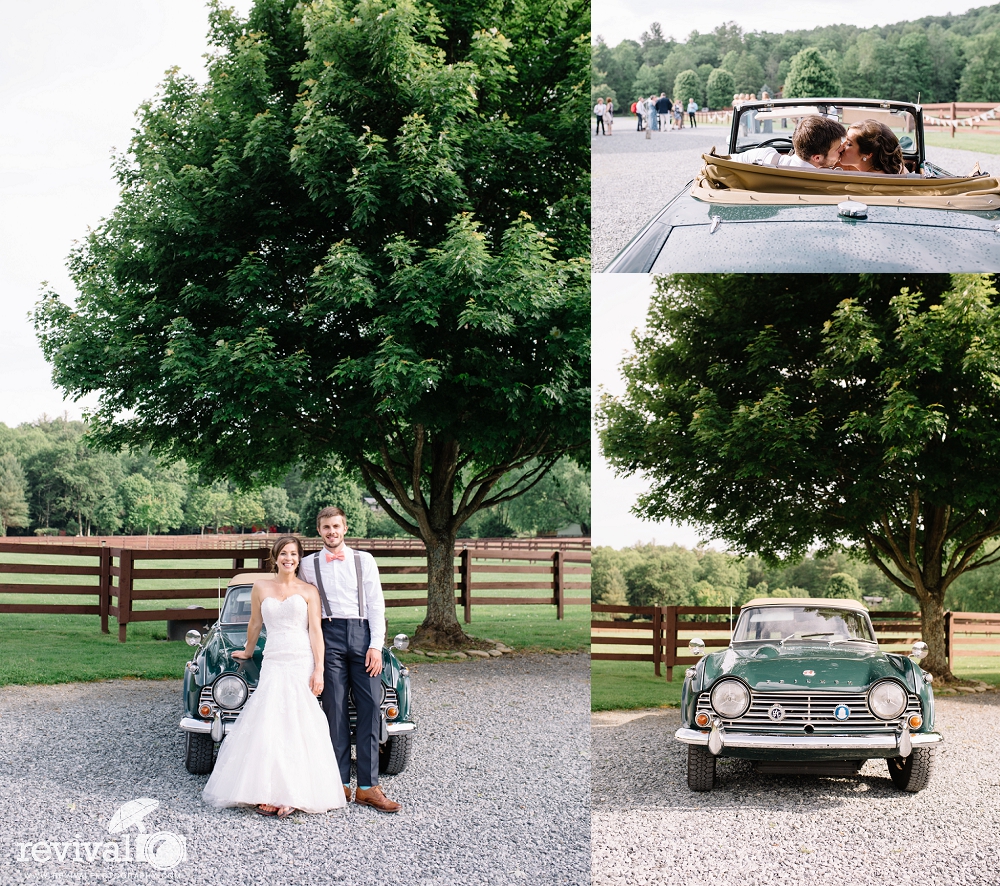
[118,550,133,643]
[652,606,662,677]
[99,545,111,634]
[460,548,473,624]
[233,556,245,572]
[950,101,957,138]
[664,605,677,682]
[945,610,953,663]
[553,550,564,620]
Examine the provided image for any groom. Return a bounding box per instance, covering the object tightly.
[299,506,401,813]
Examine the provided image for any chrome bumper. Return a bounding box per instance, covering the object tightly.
[179,717,416,737]
[675,726,943,752]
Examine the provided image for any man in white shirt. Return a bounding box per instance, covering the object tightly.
[299,506,400,813]
[731,115,847,170]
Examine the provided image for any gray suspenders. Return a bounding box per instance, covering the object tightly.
[309,550,366,620]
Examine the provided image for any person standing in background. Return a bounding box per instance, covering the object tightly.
[687,97,698,128]
[604,98,614,136]
[594,98,606,136]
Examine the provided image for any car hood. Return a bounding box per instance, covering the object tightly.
[196,625,263,685]
[704,644,909,691]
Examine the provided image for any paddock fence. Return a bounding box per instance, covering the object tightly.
[592,604,998,680]
[0,539,590,641]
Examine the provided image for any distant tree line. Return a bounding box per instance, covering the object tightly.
[593,8,1000,108]
[0,417,589,539]
[593,544,1000,614]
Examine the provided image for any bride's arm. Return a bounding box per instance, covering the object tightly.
[305,585,325,696]
[232,583,264,659]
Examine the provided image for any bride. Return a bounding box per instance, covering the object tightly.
[202,536,346,817]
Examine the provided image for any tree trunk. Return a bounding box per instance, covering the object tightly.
[414,531,468,648]
[917,589,954,681]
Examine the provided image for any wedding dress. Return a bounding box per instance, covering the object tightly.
[202,594,346,812]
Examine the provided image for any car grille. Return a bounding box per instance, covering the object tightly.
[696,689,921,734]
[198,684,398,724]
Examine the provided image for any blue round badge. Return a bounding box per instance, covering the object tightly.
[834,704,850,721]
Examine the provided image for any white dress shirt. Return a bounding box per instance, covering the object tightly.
[299,546,386,650]
[730,146,817,168]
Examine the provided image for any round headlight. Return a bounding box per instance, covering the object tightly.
[212,675,249,710]
[710,679,751,719]
[868,680,907,720]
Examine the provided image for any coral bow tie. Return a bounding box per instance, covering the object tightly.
[325,550,345,562]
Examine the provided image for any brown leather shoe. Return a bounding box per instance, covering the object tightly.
[354,785,400,813]
[344,785,353,803]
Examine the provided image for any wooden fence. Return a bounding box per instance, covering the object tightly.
[592,604,999,680]
[0,541,590,641]
[922,102,1000,137]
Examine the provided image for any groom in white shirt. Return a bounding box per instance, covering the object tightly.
[299,506,401,813]
[731,114,846,170]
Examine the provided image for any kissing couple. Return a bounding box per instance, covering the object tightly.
[202,507,401,817]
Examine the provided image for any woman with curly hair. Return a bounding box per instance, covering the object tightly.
[839,119,906,174]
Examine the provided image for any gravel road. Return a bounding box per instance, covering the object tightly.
[591,125,999,270]
[592,694,1000,886]
[0,653,590,886]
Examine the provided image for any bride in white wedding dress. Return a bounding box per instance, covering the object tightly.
[202,536,346,817]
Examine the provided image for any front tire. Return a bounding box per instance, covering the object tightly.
[185,732,216,775]
[887,746,936,792]
[687,744,716,791]
[379,733,413,775]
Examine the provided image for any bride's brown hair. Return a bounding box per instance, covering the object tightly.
[849,119,904,174]
[269,535,304,574]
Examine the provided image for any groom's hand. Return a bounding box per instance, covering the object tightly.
[365,648,383,677]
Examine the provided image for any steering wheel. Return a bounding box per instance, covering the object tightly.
[750,136,794,150]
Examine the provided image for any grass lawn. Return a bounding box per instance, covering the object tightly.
[0,552,589,685]
[924,131,1000,155]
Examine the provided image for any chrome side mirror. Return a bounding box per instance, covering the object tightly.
[688,638,706,656]
[185,629,203,647]
[909,641,928,662]
[392,633,409,652]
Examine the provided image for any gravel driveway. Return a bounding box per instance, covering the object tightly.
[591,126,1000,270]
[592,694,1000,886]
[0,653,589,886]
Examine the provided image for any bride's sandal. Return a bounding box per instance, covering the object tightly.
[276,806,295,819]
[256,804,278,816]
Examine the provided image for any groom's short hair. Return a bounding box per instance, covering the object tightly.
[316,506,347,529]
[793,115,846,161]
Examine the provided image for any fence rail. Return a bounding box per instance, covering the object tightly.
[0,541,589,641]
[922,101,1000,137]
[592,604,998,680]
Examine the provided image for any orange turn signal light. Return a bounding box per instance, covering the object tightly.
[695,712,711,728]
[908,714,923,729]
[385,706,399,720]
[199,704,213,717]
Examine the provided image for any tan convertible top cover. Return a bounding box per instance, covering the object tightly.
[692,152,1000,211]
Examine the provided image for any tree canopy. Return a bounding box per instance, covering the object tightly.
[34,0,589,647]
[782,47,841,98]
[598,274,1000,680]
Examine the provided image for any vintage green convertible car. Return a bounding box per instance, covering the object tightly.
[605,97,1000,273]
[675,597,941,792]
[179,573,415,776]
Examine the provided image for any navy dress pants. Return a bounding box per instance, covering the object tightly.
[321,618,381,787]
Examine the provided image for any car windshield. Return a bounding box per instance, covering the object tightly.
[734,104,919,157]
[733,606,876,645]
[220,584,253,624]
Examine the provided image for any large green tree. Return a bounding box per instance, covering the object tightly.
[34,0,589,648]
[782,46,841,98]
[598,274,1000,681]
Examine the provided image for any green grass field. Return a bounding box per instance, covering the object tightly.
[924,131,1000,155]
[0,551,589,685]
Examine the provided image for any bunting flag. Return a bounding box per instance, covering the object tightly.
[923,105,1000,128]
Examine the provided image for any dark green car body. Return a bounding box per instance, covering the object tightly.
[179,576,414,776]
[675,599,941,791]
[605,98,1000,273]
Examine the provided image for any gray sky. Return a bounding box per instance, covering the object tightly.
[593,1,979,48]
[0,0,253,428]
[592,275,705,550]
